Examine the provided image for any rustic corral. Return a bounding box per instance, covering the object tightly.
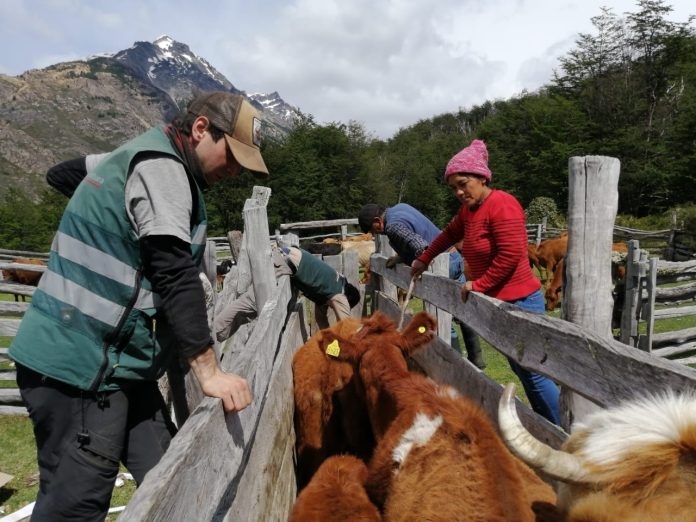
[3,156,696,520]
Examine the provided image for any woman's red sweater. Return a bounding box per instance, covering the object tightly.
[417,189,540,301]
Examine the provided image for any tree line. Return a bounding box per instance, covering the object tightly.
[1,0,694,252]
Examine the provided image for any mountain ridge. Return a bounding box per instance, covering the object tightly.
[0,35,301,197]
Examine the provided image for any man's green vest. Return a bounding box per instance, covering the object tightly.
[292,248,346,304]
[9,128,207,392]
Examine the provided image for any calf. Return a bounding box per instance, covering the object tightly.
[322,312,558,521]
[536,236,568,284]
[499,383,696,521]
[292,317,375,487]
[544,258,565,311]
[3,257,46,286]
[289,455,381,522]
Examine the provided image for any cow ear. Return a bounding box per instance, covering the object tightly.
[400,312,436,354]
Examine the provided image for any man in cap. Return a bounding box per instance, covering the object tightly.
[10,91,267,520]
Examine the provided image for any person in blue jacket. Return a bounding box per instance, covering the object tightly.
[358,203,485,369]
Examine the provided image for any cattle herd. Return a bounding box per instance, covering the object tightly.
[290,312,696,521]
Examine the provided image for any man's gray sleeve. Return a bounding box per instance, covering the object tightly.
[125,157,192,242]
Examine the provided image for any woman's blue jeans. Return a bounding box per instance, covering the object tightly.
[506,289,561,425]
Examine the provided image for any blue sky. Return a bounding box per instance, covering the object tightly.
[1,0,693,138]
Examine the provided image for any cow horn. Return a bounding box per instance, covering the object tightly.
[498,383,590,483]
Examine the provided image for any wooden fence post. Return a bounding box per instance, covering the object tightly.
[244,186,275,312]
[620,240,644,347]
[426,254,451,344]
[560,155,620,430]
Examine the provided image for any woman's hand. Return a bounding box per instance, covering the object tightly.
[460,280,475,302]
[411,259,428,279]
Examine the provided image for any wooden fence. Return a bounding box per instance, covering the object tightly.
[620,240,696,362]
[3,160,696,519]
[124,160,695,520]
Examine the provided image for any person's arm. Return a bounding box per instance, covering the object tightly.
[141,235,251,412]
[187,346,251,412]
[46,157,88,197]
[411,214,463,277]
[46,154,109,198]
[384,223,429,265]
[129,158,252,412]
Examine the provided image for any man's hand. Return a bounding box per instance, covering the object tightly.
[411,259,428,279]
[385,255,402,269]
[188,347,252,412]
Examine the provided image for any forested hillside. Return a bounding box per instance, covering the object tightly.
[1,0,694,250]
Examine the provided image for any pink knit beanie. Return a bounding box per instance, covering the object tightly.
[444,139,492,181]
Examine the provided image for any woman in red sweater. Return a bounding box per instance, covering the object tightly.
[412,139,560,425]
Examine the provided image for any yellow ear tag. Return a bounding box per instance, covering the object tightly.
[418,326,426,334]
[325,339,341,358]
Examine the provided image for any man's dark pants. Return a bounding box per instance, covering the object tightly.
[17,364,176,521]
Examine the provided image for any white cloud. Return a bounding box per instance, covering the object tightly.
[1,0,694,137]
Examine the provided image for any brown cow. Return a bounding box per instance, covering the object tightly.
[289,455,381,522]
[544,243,628,311]
[3,257,47,286]
[321,312,559,521]
[292,317,375,487]
[536,236,568,285]
[545,258,565,311]
[528,243,545,280]
[499,383,696,522]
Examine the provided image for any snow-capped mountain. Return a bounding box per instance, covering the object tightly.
[113,35,300,135]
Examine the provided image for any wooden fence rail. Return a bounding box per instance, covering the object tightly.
[620,240,696,361]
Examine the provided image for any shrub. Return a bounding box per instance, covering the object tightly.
[525,196,565,227]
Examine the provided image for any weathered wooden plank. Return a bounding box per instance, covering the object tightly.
[0,388,23,406]
[655,281,696,304]
[0,302,28,317]
[376,293,567,450]
[0,370,17,381]
[652,341,696,358]
[121,276,293,522]
[0,248,49,258]
[223,305,304,521]
[0,405,27,416]
[651,327,696,349]
[372,257,696,407]
[244,187,275,312]
[0,282,36,297]
[0,262,47,273]
[428,253,451,345]
[0,348,8,362]
[652,305,696,320]
[656,259,696,275]
[0,319,21,336]
[279,218,358,231]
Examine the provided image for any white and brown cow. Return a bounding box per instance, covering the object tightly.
[321,312,559,521]
[499,383,696,521]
